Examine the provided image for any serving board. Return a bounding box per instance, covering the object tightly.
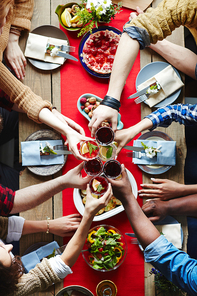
[112,0,153,11]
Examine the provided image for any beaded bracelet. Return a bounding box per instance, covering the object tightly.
[100,95,121,112]
[46,217,50,234]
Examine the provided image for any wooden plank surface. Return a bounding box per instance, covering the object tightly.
[142,0,187,295]
[19,1,63,295]
[112,0,153,11]
[18,0,186,295]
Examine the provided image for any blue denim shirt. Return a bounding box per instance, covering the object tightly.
[144,235,197,295]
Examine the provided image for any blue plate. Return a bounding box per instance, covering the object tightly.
[78,25,122,79]
[77,93,124,130]
[136,61,182,108]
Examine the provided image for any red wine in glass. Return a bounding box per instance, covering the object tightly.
[84,158,103,176]
[78,140,99,159]
[89,175,109,196]
[95,126,114,145]
[103,160,122,179]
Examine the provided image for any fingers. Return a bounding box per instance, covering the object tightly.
[89,118,101,137]
[111,118,118,133]
[100,183,113,205]
[140,183,159,189]
[10,56,26,80]
[136,6,144,14]
[151,178,166,183]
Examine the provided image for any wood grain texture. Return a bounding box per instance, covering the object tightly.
[142,1,187,295]
[112,0,153,11]
[19,1,62,295]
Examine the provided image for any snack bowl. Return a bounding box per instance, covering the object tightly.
[55,3,82,32]
[77,93,124,130]
[82,224,127,272]
[55,285,94,296]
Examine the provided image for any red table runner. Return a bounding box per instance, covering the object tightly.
[60,8,144,295]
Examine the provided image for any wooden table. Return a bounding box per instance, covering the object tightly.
[19,0,186,295]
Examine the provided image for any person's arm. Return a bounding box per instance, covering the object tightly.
[22,215,81,237]
[149,40,197,80]
[142,193,197,222]
[4,0,34,79]
[110,165,197,296]
[89,33,140,136]
[139,178,197,200]
[60,184,112,267]
[10,162,92,214]
[115,104,197,154]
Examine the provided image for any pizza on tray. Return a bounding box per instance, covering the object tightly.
[81,29,121,75]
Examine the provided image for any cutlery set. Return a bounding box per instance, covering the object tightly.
[46,43,78,61]
[127,81,161,104]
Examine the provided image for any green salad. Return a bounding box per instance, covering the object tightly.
[85,226,125,270]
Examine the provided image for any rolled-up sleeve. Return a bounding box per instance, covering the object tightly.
[144,235,197,296]
[123,24,150,49]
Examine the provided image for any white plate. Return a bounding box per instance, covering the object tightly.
[73,168,138,221]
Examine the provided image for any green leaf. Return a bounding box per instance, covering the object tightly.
[106,146,113,158]
[141,141,148,150]
[88,142,98,156]
[97,184,104,192]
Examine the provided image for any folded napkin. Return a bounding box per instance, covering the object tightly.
[25,33,68,64]
[137,65,184,107]
[156,224,182,249]
[21,140,64,166]
[133,140,176,165]
[21,241,60,273]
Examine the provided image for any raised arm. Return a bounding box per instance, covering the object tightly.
[10,162,92,214]
[60,184,112,267]
[110,165,197,295]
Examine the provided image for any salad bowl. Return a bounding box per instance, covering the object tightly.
[82,224,127,272]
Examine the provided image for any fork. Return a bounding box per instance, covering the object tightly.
[126,151,142,158]
[134,81,161,104]
[46,43,75,53]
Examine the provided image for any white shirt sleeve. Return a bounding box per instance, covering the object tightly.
[6,216,25,243]
[48,255,73,279]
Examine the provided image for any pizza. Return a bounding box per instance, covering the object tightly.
[81,29,121,74]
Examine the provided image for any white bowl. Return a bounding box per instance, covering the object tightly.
[73,168,138,221]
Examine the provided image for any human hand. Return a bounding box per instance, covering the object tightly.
[142,199,169,222]
[52,109,85,136]
[65,127,92,160]
[115,128,135,154]
[88,105,118,137]
[85,184,113,216]
[64,162,92,189]
[129,6,144,21]
[109,164,134,202]
[4,33,26,80]
[49,214,82,237]
[139,178,184,200]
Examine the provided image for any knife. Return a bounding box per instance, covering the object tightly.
[123,145,145,152]
[125,233,136,237]
[53,150,72,155]
[55,51,78,61]
[127,85,152,99]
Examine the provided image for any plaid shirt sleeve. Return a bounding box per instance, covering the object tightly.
[0,184,15,216]
[145,104,197,130]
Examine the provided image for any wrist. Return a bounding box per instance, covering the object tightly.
[100,95,121,112]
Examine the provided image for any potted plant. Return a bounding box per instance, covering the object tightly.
[149,268,185,296]
[76,0,122,36]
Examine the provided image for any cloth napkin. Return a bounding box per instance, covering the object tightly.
[137,65,184,107]
[25,33,68,64]
[21,241,60,273]
[21,140,64,166]
[133,140,176,165]
[155,224,182,249]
